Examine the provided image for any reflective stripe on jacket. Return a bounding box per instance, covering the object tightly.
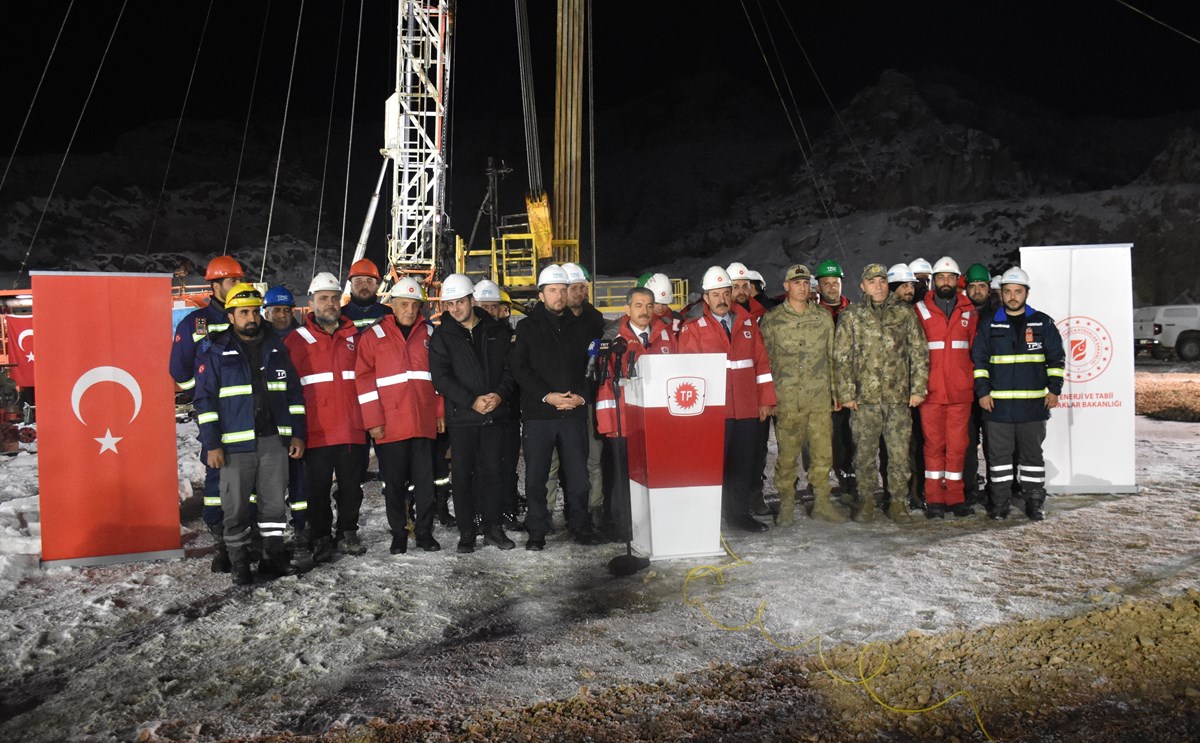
[170,299,228,391]
[284,315,365,448]
[916,291,978,405]
[971,305,1066,423]
[354,315,442,442]
[677,304,777,420]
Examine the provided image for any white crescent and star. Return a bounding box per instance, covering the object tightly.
[17,329,33,362]
[71,366,143,454]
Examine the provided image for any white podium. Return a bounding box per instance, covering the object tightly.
[622,353,727,560]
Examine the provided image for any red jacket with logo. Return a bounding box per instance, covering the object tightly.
[677,305,777,420]
[596,317,678,436]
[284,315,365,448]
[915,292,979,404]
[354,315,442,443]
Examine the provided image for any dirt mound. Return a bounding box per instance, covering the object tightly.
[1136,371,1200,422]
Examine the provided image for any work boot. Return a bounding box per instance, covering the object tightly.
[312,536,335,564]
[851,493,877,523]
[436,485,456,528]
[484,525,516,550]
[749,490,773,517]
[389,531,408,555]
[811,493,850,523]
[258,536,297,578]
[338,531,367,556]
[457,527,477,554]
[571,526,604,546]
[729,515,769,533]
[415,533,442,552]
[887,499,915,524]
[1025,496,1046,522]
[950,502,975,518]
[925,503,946,520]
[290,529,317,573]
[208,523,231,574]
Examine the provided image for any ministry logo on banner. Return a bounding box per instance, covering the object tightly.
[1056,315,1113,383]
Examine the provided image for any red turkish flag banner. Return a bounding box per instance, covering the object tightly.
[32,272,181,563]
[3,314,35,386]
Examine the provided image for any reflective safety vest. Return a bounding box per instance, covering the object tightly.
[284,315,365,448]
[170,299,229,391]
[194,330,307,453]
[354,315,443,443]
[677,304,777,420]
[915,292,978,405]
[971,305,1066,423]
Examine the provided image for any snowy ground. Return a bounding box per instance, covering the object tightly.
[1,379,1198,740]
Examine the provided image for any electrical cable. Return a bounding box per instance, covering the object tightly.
[0,0,75,198]
[1113,0,1200,46]
[145,0,215,256]
[260,0,307,283]
[586,0,597,280]
[339,0,364,278]
[312,0,348,281]
[224,0,272,256]
[16,0,128,287]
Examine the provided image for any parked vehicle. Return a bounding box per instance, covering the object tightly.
[1135,305,1200,361]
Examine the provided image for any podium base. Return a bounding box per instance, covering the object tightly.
[41,548,186,569]
[630,481,723,561]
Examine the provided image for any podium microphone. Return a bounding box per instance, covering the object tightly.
[609,337,628,382]
[584,338,602,381]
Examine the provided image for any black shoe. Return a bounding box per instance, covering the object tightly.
[484,526,516,550]
[210,544,232,574]
[990,509,1010,521]
[338,531,367,556]
[416,535,442,552]
[456,535,476,554]
[730,516,769,533]
[232,561,253,586]
[438,509,457,528]
[925,504,946,520]
[571,528,604,546]
[951,503,975,518]
[290,548,317,573]
[389,533,408,555]
[1026,504,1046,522]
[312,536,335,564]
[525,536,546,551]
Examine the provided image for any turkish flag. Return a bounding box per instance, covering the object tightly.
[32,272,181,563]
[3,314,35,387]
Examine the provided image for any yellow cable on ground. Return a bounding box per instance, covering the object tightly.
[681,534,995,741]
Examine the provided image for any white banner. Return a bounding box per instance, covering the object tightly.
[1019,244,1136,493]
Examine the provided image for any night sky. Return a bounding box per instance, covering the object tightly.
[2,1,1198,252]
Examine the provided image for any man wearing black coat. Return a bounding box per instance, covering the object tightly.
[509,264,604,550]
[429,274,518,553]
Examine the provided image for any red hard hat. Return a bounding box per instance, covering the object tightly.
[205,256,245,281]
[348,258,381,280]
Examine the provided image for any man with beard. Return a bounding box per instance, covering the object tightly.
[909,257,933,303]
[972,267,1065,522]
[195,284,307,585]
[429,273,517,553]
[962,263,993,507]
[678,266,777,533]
[342,259,391,331]
[814,259,855,499]
[284,272,368,568]
[882,262,925,510]
[887,264,917,304]
[510,265,602,549]
[833,264,928,524]
[915,257,979,519]
[727,261,774,517]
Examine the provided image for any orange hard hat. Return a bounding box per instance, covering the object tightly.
[348,258,381,280]
[205,256,245,281]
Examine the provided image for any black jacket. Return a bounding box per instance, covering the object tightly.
[429,308,514,427]
[510,301,592,420]
[971,304,1066,424]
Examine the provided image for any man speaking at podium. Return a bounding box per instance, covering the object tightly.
[678,266,777,533]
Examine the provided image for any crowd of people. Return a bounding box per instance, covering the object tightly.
[171,253,1066,586]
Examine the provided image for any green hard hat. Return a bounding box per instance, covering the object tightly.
[636,272,652,287]
[965,263,991,284]
[815,259,844,279]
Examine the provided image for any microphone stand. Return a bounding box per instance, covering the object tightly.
[607,341,651,577]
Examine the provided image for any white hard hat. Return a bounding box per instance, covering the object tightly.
[644,273,673,304]
[887,263,916,283]
[389,276,425,300]
[308,271,341,294]
[560,262,589,285]
[726,262,751,281]
[747,269,765,284]
[909,257,933,275]
[999,266,1031,288]
[473,279,502,303]
[537,264,570,288]
[439,273,475,302]
[702,266,732,291]
[932,256,960,276]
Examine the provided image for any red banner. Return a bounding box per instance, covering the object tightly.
[32,272,181,563]
[4,314,35,387]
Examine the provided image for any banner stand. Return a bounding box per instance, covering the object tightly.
[42,548,185,569]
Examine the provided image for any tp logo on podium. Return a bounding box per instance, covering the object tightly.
[666,377,705,416]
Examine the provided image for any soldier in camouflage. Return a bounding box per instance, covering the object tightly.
[833,263,930,523]
[761,264,849,526]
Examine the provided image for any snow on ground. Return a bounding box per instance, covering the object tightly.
[0,398,1198,740]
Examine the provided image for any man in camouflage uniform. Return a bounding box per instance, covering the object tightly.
[833,264,929,523]
[761,264,849,526]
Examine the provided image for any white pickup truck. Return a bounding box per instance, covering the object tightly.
[1134,305,1200,361]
